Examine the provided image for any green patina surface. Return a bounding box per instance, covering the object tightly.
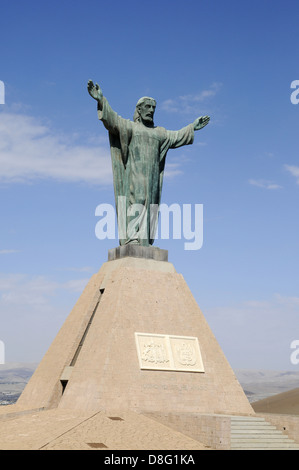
[88,80,210,246]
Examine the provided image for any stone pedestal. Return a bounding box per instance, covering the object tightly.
[17,250,253,416]
[108,244,168,262]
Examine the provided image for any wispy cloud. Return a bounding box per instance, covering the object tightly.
[0,249,19,255]
[274,293,299,306]
[59,266,94,273]
[0,273,89,307]
[285,165,299,184]
[0,111,112,185]
[0,109,191,185]
[164,162,183,179]
[205,293,299,369]
[161,82,222,114]
[0,272,90,361]
[248,179,282,190]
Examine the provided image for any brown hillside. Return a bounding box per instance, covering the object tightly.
[252,387,299,415]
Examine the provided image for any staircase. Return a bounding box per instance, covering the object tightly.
[230,416,299,450]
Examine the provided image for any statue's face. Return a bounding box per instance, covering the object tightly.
[138,100,156,125]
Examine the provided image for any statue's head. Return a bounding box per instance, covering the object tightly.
[133,97,156,126]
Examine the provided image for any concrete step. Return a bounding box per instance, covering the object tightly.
[231,435,296,442]
[232,445,299,450]
[231,429,284,434]
[230,416,299,450]
[232,434,291,440]
[230,416,265,420]
[231,441,299,449]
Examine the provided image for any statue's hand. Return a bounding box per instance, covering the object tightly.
[193,115,210,131]
[87,80,103,101]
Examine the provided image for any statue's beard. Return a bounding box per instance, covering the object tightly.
[141,116,154,127]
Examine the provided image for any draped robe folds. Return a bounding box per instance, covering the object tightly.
[98,96,194,246]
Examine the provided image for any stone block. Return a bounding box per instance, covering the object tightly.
[108,244,168,262]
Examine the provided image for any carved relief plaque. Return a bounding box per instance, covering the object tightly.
[135,333,204,373]
[169,336,204,372]
[135,333,172,371]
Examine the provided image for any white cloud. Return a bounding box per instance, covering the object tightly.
[161,82,222,114]
[0,272,90,361]
[0,109,191,185]
[62,278,90,293]
[285,165,299,184]
[248,179,282,190]
[164,162,183,179]
[0,273,88,307]
[0,111,112,185]
[0,249,19,255]
[274,293,299,307]
[60,266,94,273]
[205,293,299,369]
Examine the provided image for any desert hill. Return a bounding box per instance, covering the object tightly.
[252,387,299,415]
[0,363,38,404]
[234,369,299,402]
[0,364,299,407]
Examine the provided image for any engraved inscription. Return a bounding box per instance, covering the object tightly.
[135,333,204,373]
[135,333,172,370]
[141,340,169,364]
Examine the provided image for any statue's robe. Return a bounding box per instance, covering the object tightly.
[98,97,194,246]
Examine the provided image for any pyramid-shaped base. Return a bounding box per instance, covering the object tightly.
[17,251,253,416]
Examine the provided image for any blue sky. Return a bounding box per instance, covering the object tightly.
[0,0,299,370]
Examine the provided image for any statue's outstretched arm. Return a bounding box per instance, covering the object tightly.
[88,79,130,141]
[193,115,210,131]
[87,80,104,110]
